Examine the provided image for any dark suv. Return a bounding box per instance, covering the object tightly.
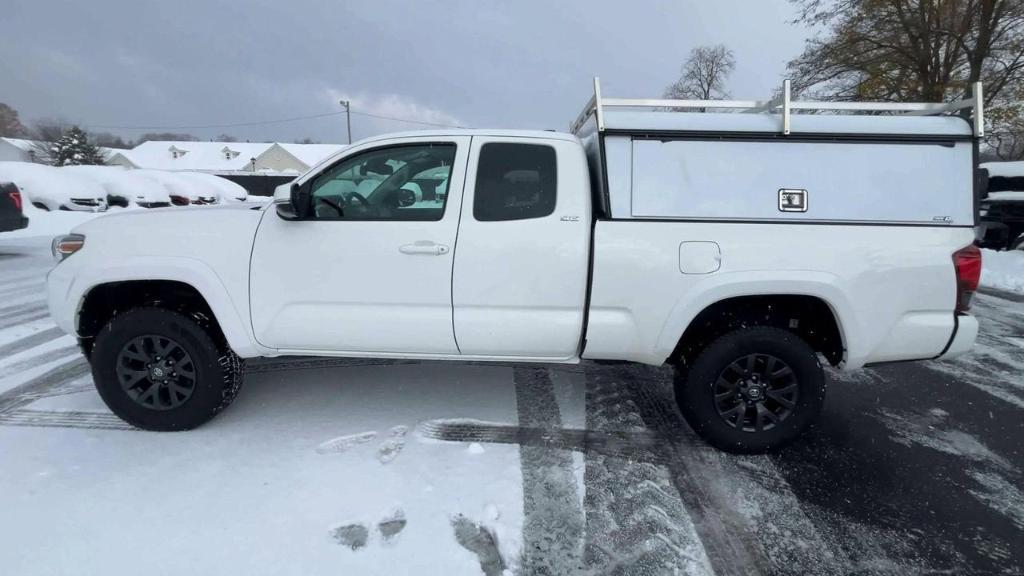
[0,182,29,234]
[978,167,1024,250]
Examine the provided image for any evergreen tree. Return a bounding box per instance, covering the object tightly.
[49,126,106,166]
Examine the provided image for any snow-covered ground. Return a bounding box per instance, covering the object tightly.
[981,248,1024,295]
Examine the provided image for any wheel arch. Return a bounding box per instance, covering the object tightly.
[656,276,853,368]
[73,262,261,359]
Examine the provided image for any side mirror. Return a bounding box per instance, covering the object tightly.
[275,181,310,220]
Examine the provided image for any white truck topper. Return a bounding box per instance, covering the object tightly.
[571,78,983,226]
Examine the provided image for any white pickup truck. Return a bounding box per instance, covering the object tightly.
[47,79,984,452]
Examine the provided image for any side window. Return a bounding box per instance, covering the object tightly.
[473,143,557,222]
[310,144,455,221]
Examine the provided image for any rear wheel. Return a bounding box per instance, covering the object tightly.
[674,326,825,453]
[91,307,243,430]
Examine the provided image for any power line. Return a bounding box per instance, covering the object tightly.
[50,107,467,132]
[349,109,466,128]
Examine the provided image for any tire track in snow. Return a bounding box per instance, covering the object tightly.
[0,409,134,431]
[0,357,89,414]
[611,363,853,576]
[581,364,715,576]
[513,366,585,575]
[0,344,79,379]
[0,326,66,360]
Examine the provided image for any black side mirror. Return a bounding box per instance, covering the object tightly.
[276,182,310,220]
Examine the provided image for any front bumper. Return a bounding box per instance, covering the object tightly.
[938,314,979,360]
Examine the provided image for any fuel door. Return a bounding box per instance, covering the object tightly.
[679,241,722,275]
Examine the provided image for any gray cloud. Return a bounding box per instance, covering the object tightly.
[1,0,807,144]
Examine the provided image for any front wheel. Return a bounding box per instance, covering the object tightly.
[674,327,825,453]
[91,307,243,431]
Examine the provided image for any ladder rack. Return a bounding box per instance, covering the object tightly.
[570,77,984,137]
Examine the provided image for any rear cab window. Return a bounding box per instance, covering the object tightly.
[473,143,556,221]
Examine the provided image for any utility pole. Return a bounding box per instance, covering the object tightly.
[340,100,352,144]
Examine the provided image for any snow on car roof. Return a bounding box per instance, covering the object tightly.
[0,161,106,200]
[981,161,1024,178]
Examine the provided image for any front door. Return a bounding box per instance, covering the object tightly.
[250,136,470,354]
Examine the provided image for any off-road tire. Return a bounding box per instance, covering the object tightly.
[91,307,243,431]
[674,326,825,454]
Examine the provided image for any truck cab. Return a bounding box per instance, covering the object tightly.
[252,131,591,360]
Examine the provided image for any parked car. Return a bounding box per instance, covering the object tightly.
[47,79,982,453]
[0,182,28,233]
[0,162,108,211]
[171,171,249,203]
[60,165,173,209]
[133,169,217,206]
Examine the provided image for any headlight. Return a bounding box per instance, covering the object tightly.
[51,234,85,262]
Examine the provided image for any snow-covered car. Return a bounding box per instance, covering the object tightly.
[171,171,248,203]
[60,165,173,209]
[0,181,29,233]
[133,169,218,206]
[47,79,983,453]
[0,161,107,211]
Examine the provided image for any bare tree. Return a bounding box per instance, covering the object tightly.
[664,44,737,101]
[786,1,1024,110]
[0,103,29,138]
[216,133,239,142]
[90,131,131,149]
[135,132,200,144]
[31,119,70,142]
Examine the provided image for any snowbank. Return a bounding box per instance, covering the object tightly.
[981,248,1024,295]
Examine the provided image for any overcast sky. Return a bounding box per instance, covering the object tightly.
[2,0,809,144]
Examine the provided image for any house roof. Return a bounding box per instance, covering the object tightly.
[116,141,273,171]
[0,137,42,152]
[111,140,347,172]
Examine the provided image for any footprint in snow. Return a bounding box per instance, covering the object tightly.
[378,425,408,464]
[451,514,505,576]
[378,510,407,542]
[331,523,368,550]
[316,431,377,454]
[331,511,407,550]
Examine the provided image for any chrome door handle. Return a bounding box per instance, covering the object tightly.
[399,242,449,255]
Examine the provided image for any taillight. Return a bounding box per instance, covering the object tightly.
[953,245,982,312]
[9,191,22,211]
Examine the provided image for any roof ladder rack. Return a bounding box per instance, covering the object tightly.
[571,77,985,138]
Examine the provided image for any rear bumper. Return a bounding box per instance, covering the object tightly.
[938,314,979,360]
[0,214,28,232]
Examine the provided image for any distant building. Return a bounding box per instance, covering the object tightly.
[0,137,41,162]
[1,137,123,165]
[107,141,347,195]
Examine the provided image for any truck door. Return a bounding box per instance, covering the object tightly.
[250,136,470,354]
[452,137,591,358]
